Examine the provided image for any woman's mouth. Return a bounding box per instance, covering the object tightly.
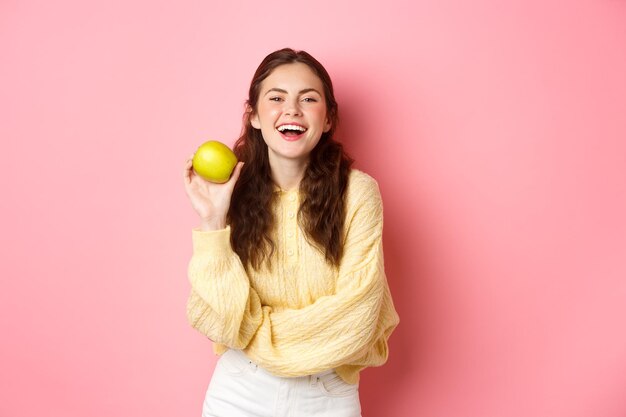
[277,124,307,141]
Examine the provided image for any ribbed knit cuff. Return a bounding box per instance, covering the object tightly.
[191,226,233,256]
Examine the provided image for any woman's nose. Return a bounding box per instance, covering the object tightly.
[284,100,302,116]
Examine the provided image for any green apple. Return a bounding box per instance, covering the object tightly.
[192,140,238,183]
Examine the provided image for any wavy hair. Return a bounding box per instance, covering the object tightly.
[228,48,353,270]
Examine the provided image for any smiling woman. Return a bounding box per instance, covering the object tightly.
[182,48,399,417]
[250,62,332,172]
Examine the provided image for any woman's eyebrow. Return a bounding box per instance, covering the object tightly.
[298,88,321,95]
[263,88,322,96]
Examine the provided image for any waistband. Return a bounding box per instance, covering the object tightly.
[224,348,336,380]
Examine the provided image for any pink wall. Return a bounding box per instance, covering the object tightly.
[2,1,625,416]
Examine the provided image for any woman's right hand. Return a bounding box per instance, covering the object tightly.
[183,154,244,231]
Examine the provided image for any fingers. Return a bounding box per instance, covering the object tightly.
[183,154,195,184]
[228,161,245,186]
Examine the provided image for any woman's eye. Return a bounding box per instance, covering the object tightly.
[302,97,317,102]
[269,97,283,102]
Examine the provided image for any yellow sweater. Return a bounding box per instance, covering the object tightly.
[186,169,399,384]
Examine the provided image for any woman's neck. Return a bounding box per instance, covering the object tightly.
[269,156,308,191]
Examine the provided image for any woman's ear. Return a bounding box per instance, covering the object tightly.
[247,105,261,129]
[323,116,332,133]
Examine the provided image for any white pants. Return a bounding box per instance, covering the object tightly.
[202,349,362,417]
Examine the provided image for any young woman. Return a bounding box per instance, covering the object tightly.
[183,48,399,417]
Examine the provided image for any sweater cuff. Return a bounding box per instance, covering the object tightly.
[191,226,233,256]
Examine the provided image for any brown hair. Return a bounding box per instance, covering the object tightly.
[228,48,353,270]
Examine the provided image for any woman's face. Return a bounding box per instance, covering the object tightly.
[250,62,331,167]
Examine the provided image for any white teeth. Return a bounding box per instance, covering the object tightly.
[277,124,307,132]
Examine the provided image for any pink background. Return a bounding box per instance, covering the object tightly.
[2,0,625,416]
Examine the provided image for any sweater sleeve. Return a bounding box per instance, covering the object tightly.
[185,227,263,349]
[242,176,399,377]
